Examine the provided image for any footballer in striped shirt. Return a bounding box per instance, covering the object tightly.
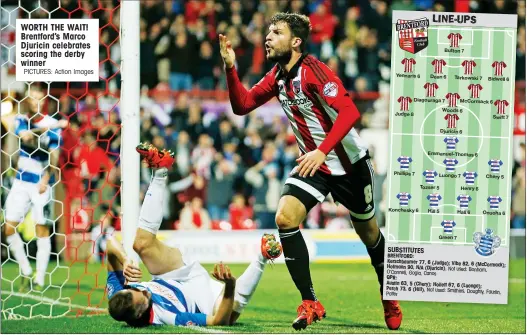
[463,171,478,185]
[441,220,456,234]
[220,12,401,331]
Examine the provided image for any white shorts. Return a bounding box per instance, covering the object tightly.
[4,179,51,225]
[152,256,224,315]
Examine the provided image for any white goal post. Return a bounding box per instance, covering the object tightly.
[119,0,141,260]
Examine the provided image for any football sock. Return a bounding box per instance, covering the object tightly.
[233,253,267,313]
[278,227,317,301]
[6,232,33,277]
[35,237,51,286]
[366,229,386,291]
[137,168,167,235]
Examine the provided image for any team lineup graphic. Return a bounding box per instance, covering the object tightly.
[387,20,516,252]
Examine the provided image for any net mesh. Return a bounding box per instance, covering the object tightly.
[1,0,121,319]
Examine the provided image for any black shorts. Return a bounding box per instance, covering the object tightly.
[281,153,376,222]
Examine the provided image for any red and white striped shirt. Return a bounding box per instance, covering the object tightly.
[424,82,439,97]
[468,83,483,98]
[494,100,509,114]
[398,96,412,111]
[401,58,416,73]
[492,61,506,76]
[446,92,460,107]
[462,60,476,75]
[447,33,462,47]
[445,114,460,128]
[432,59,446,74]
[226,54,367,176]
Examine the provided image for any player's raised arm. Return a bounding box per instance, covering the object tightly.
[207,263,237,326]
[219,34,277,115]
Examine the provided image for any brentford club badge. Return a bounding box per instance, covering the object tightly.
[397,18,429,54]
[292,79,301,94]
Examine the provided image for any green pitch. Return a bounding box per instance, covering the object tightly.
[387,25,516,244]
[1,260,525,333]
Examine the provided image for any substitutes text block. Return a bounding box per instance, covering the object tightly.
[16,19,99,82]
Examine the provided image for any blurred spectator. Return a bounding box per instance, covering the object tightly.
[229,194,255,229]
[140,22,159,89]
[196,41,217,90]
[76,130,113,201]
[175,130,192,176]
[206,153,237,221]
[191,133,215,179]
[309,3,338,60]
[178,197,211,230]
[89,203,117,263]
[244,143,281,229]
[186,101,207,143]
[166,31,197,91]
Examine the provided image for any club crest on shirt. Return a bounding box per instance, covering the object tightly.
[292,79,301,94]
[323,82,338,97]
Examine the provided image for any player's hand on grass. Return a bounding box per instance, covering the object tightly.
[123,258,142,284]
[219,34,236,69]
[212,262,236,286]
[296,149,327,177]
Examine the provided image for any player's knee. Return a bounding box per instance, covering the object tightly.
[132,238,149,255]
[275,212,297,230]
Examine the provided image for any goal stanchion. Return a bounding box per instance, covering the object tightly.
[119,0,140,262]
[1,0,127,320]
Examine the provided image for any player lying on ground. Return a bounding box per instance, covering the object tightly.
[220,12,402,330]
[106,143,283,327]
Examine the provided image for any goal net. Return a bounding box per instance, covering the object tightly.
[1,0,138,320]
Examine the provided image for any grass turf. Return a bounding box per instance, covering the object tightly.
[1,259,525,333]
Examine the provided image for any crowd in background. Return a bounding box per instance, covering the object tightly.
[0,0,525,235]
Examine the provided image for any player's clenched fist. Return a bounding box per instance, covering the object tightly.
[218,34,236,69]
[212,262,236,286]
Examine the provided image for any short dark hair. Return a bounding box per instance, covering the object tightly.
[269,12,311,52]
[108,290,151,328]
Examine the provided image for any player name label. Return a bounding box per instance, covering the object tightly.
[16,19,99,82]
[455,75,482,80]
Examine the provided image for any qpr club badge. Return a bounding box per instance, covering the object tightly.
[473,228,501,257]
[397,18,429,54]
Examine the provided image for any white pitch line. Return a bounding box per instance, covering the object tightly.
[2,292,231,333]
[1,291,106,312]
[2,292,232,333]
[186,326,230,334]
